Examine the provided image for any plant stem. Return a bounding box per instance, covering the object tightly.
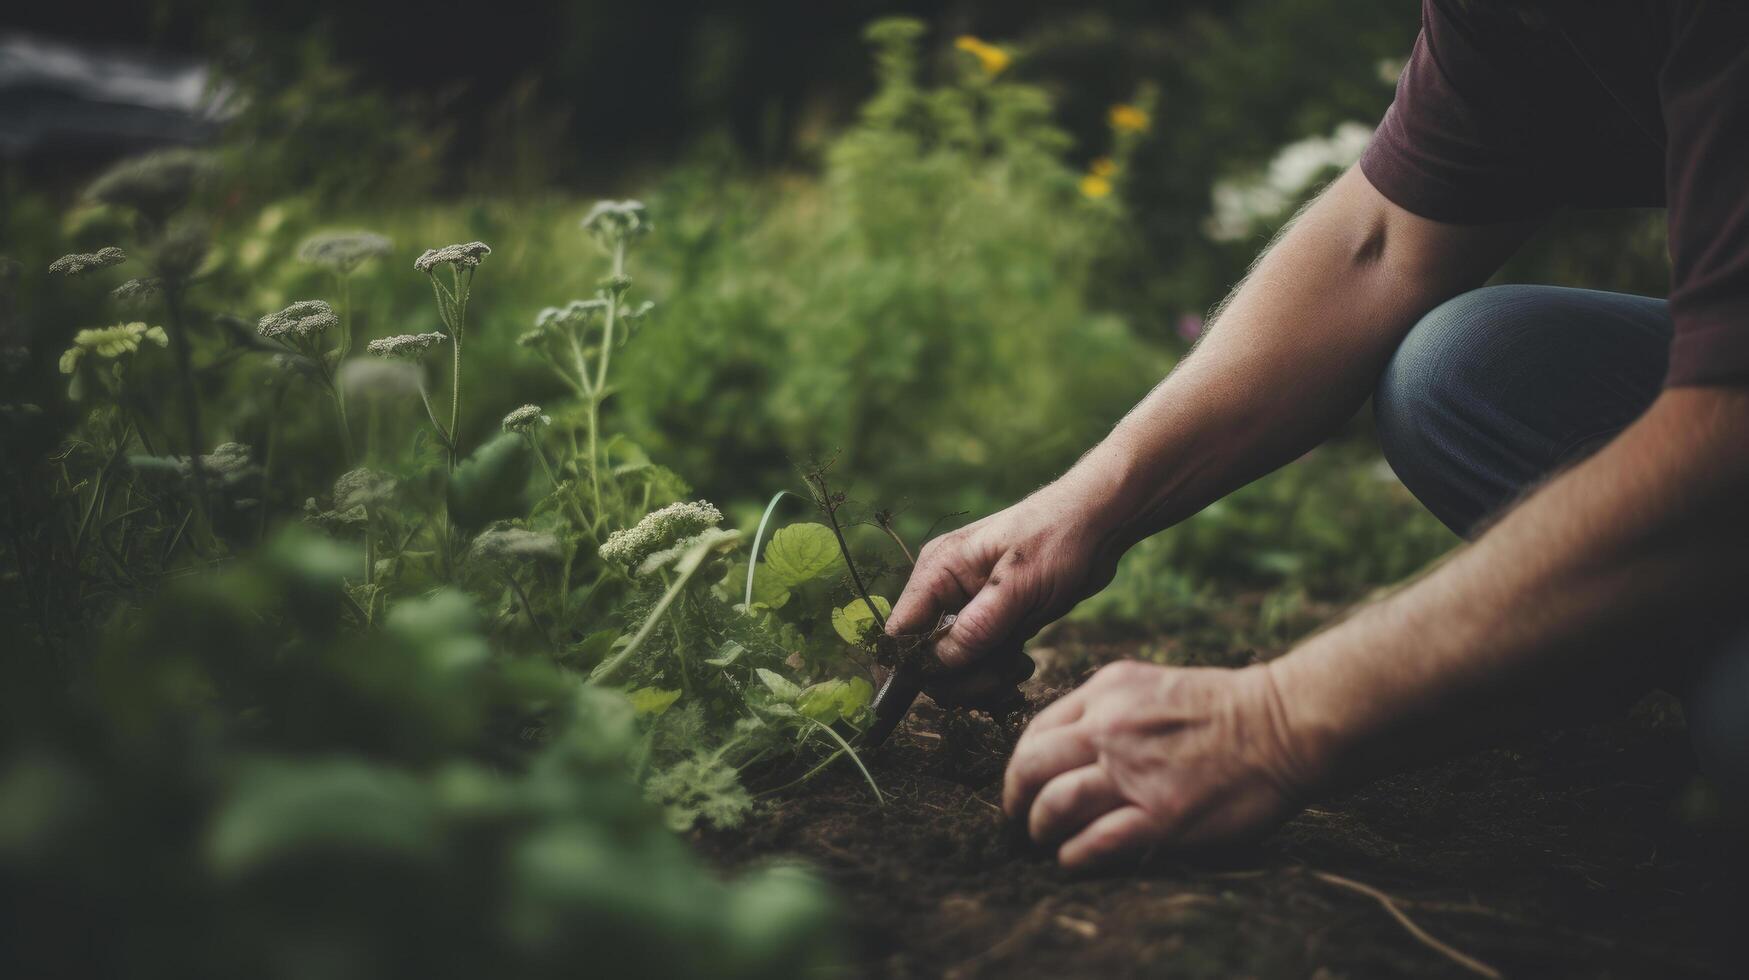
[447,266,469,469]
[808,472,887,632]
[416,377,452,456]
[162,282,211,529]
[329,385,356,465]
[504,570,556,656]
[592,536,715,683]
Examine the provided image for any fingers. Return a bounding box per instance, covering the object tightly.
[931,577,1029,669]
[1058,805,1163,870]
[1021,687,1088,736]
[886,540,980,638]
[1002,725,1097,817]
[1028,765,1126,845]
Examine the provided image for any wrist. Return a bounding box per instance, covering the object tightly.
[1053,436,1154,549]
[1259,644,1374,794]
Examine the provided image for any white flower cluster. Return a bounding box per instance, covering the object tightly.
[333,468,398,511]
[635,527,740,577]
[536,299,609,331]
[111,277,162,308]
[85,149,212,219]
[581,200,650,244]
[502,404,550,433]
[414,241,491,273]
[598,500,723,568]
[298,231,392,275]
[366,331,448,360]
[49,247,126,277]
[1205,121,1373,243]
[259,300,339,340]
[471,526,563,563]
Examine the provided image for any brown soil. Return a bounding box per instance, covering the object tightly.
[699,644,1746,979]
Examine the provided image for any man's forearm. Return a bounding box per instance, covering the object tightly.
[1270,387,1749,783]
[1067,166,1533,547]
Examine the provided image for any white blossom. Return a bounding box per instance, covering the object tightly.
[298,231,392,275]
[413,241,491,273]
[366,331,448,360]
[502,404,550,433]
[471,526,563,563]
[1205,121,1373,242]
[635,527,740,577]
[581,200,650,243]
[598,500,723,568]
[49,247,126,277]
[259,300,339,340]
[111,277,162,307]
[333,468,398,511]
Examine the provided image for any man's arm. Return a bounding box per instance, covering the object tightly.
[1273,385,1749,778]
[887,165,1536,665]
[1005,386,1749,867]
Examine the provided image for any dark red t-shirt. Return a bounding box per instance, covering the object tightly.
[1359,0,1749,386]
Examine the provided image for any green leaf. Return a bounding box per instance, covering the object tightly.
[830,596,891,644]
[718,563,791,610]
[627,687,682,716]
[762,523,844,586]
[755,668,802,703]
[446,432,531,531]
[796,677,875,725]
[705,640,745,667]
[571,629,620,669]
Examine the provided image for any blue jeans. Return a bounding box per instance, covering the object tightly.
[1374,285,1748,802]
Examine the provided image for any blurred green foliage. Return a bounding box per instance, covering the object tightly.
[0,533,839,979]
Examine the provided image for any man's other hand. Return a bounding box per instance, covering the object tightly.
[1003,661,1320,868]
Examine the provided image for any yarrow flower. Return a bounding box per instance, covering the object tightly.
[333,467,398,512]
[366,331,448,360]
[536,299,610,332]
[502,404,550,433]
[581,200,650,244]
[471,526,563,563]
[49,247,126,277]
[183,441,255,484]
[298,231,392,275]
[598,500,724,569]
[635,527,740,577]
[58,322,168,374]
[258,300,339,340]
[954,36,1011,76]
[1108,104,1150,134]
[111,277,162,308]
[85,149,213,222]
[413,241,491,274]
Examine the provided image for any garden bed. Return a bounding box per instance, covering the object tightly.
[702,641,1743,979]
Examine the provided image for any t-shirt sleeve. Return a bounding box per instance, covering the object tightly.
[1660,6,1749,387]
[1360,0,1557,224]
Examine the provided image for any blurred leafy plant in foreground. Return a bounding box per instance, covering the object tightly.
[0,533,838,979]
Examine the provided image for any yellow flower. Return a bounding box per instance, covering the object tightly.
[59,322,168,374]
[955,36,1011,76]
[1080,174,1113,199]
[1089,156,1118,178]
[1109,103,1150,133]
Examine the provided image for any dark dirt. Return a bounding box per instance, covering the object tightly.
[698,641,1747,979]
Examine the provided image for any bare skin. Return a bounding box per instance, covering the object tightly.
[887,165,1749,867]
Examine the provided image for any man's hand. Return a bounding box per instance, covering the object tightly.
[885,480,1124,668]
[1003,660,1318,869]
